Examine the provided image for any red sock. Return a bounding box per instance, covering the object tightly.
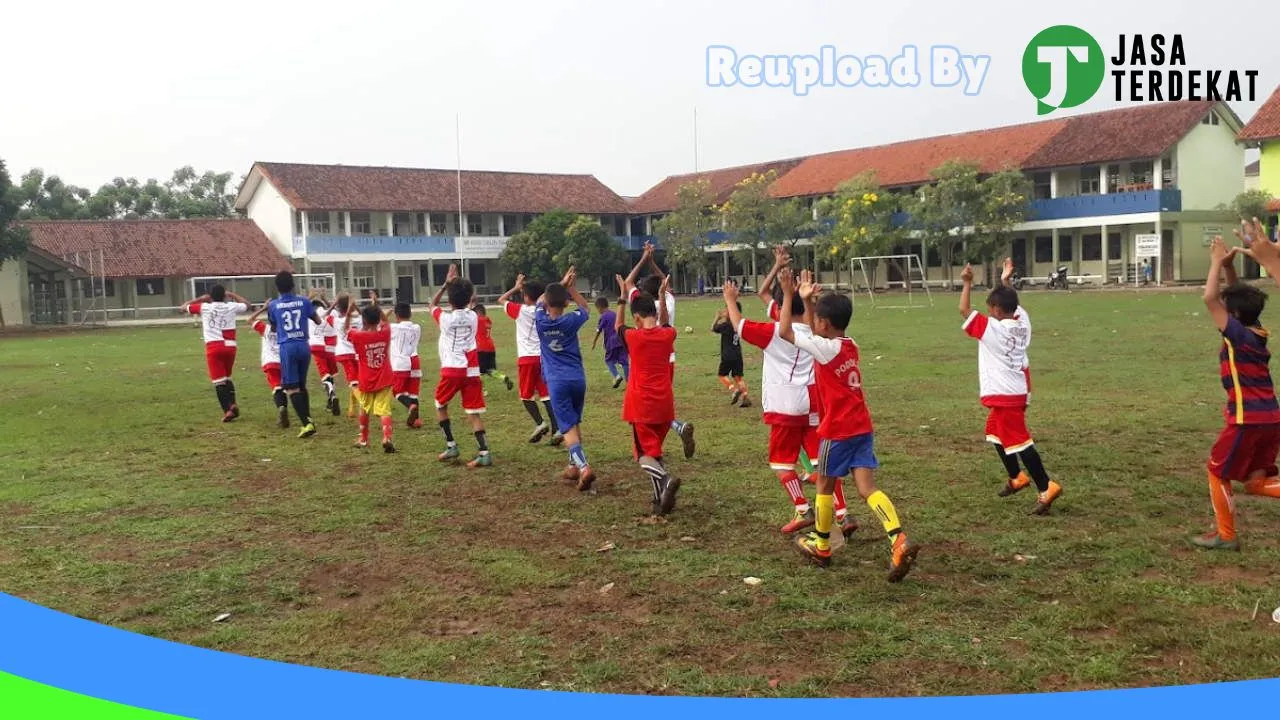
[381,415,393,443]
[359,413,370,444]
[778,470,807,509]
[1208,472,1236,541]
[833,477,848,517]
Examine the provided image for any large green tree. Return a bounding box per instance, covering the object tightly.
[907,160,984,288]
[973,168,1033,280]
[0,159,32,327]
[653,180,716,293]
[719,170,810,278]
[16,165,239,220]
[554,216,628,290]
[1224,189,1275,223]
[499,209,625,289]
[16,169,91,220]
[813,171,902,288]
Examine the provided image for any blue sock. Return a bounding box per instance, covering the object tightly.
[569,443,588,469]
[621,359,630,380]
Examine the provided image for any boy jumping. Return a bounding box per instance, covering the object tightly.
[959,260,1063,514]
[500,275,563,445]
[248,304,289,427]
[536,266,596,490]
[431,264,491,468]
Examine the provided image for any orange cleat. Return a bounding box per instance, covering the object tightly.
[998,472,1031,497]
[887,534,920,583]
[1031,481,1063,515]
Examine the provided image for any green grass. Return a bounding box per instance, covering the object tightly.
[2,290,1280,697]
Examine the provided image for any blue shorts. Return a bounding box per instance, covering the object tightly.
[818,432,879,478]
[279,342,311,389]
[548,378,587,431]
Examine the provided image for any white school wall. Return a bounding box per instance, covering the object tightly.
[245,177,296,257]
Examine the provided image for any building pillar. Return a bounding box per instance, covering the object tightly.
[750,250,758,287]
[347,260,355,292]
[722,251,729,286]
[344,212,352,236]
[1100,224,1109,283]
[388,259,397,300]
[1155,218,1163,286]
[1051,228,1060,266]
[1049,170,1059,199]
[498,214,505,237]
[388,212,395,237]
[1099,166,1109,195]
[427,259,435,297]
[1154,157,1164,190]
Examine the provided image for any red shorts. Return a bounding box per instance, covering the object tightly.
[204,345,236,383]
[263,364,282,390]
[310,347,336,376]
[632,422,671,460]
[337,356,359,386]
[435,375,485,413]
[517,360,549,401]
[768,423,821,471]
[985,406,1033,453]
[1208,423,1280,482]
[394,371,422,398]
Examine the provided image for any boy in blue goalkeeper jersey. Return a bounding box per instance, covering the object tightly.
[266,271,325,438]
[535,265,596,491]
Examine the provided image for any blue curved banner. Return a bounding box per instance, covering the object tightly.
[0,591,1276,718]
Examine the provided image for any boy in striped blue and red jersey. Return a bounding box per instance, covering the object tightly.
[1192,235,1280,551]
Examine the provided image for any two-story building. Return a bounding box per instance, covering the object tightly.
[234,163,634,302]
[1238,85,1280,233]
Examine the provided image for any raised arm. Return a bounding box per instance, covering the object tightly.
[758,245,789,306]
[180,293,211,313]
[1000,257,1015,289]
[657,276,671,326]
[798,269,820,331]
[959,263,975,318]
[625,243,653,286]
[248,303,267,324]
[430,264,458,309]
[778,269,798,344]
[615,275,628,333]
[647,246,667,282]
[1204,236,1231,331]
[1237,217,1280,289]
[497,274,525,305]
[723,281,744,330]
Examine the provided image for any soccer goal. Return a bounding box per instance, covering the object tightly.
[849,254,934,309]
[187,274,336,304]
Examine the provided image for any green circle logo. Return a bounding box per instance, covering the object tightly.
[1022,25,1105,115]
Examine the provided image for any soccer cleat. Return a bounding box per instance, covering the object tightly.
[887,535,920,583]
[504,375,514,391]
[330,397,341,417]
[678,423,696,459]
[612,375,624,389]
[222,409,236,423]
[528,423,550,444]
[353,440,368,449]
[466,453,492,468]
[1189,532,1240,551]
[438,445,461,462]
[794,533,832,568]
[1030,481,1063,515]
[406,404,420,429]
[729,389,743,405]
[549,432,565,447]
[383,441,397,454]
[277,405,290,429]
[839,514,859,539]
[738,396,751,408]
[658,475,680,513]
[230,404,240,420]
[998,472,1031,497]
[297,422,317,439]
[780,508,815,534]
[577,466,597,492]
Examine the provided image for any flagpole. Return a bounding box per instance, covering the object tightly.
[693,106,699,172]
[456,112,465,277]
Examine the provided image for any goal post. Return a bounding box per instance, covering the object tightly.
[187,274,336,304]
[848,254,933,309]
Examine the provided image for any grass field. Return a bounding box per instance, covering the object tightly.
[2,289,1279,697]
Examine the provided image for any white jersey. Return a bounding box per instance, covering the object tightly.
[738,317,817,425]
[332,308,362,356]
[962,306,1031,404]
[505,302,541,359]
[434,306,477,375]
[308,310,328,347]
[190,301,247,347]
[253,320,280,366]
[390,320,421,372]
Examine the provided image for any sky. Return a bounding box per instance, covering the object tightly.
[2,0,1274,198]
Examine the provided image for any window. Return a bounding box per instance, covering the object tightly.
[1079,166,1100,195]
[468,262,487,286]
[350,212,371,235]
[1108,233,1122,260]
[351,266,375,289]
[467,214,483,236]
[393,212,418,236]
[1082,234,1102,261]
[523,214,534,227]
[419,264,432,286]
[1058,236,1073,261]
[136,278,166,296]
[307,212,331,235]
[1107,165,1121,193]
[79,278,115,297]
[614,216,627,236]
[1129,161,1153,185]
[503,214,520,235]
[1202,111,1220,126]
[1031,172,1052,200]
[432,263,451,286]
[294,212,303,236]
[1034,236,1053,263]
[430,214,448,235]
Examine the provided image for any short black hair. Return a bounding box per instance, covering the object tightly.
[446,278,474,309]
[640,276,661,298]
[210,284,226,302]
[313,297,329,310]
[772,286,805,317]
[274,271,295,294]
[1223,283,1268,326]
[360,305,381,326]
[814,292,853,331]
[394,302,411,319]
[523,281,545,304]
[595,296,610,310]
[544,282,569,309]
[986,286,1019,314]
[472,303,487,316]
[630,292,657,318]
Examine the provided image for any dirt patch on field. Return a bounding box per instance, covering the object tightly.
[301,560,401,610]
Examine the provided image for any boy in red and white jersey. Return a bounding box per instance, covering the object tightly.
[347,304,397,453]
[432,264,491,468]
[307,292,340,416]
[756,247,820,481]
[248,304,289,428]
[777,270,919,581]
[181,284,251,422]
[499,274,562,445]
[389,301,423,428]
[960,259,1062,515]
[330,293,363,418]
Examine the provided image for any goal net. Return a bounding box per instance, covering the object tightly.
[187,274,336,305]
[849,254,933,309]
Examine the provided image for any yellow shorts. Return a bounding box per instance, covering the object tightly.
[358,386,394,417]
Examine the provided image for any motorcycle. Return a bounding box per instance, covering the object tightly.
[1008,269,1027,290]
[1047,265,1070,290]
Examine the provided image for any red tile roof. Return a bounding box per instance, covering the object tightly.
[25,219,292,279]
[769,101,1219,198]
[249,162,631,215]
[629,158,804,214]
[1239,86,1280,142]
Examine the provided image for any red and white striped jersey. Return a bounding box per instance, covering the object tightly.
[390,320,421,372]
[505,302,542,361]
[252,320,281,367]
[962,308,1031,407]
[433,307,477,377]
[738,318,818,427]
[188,301,247,348]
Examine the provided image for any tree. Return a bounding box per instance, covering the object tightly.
[719,170,809,280]
[973,168,1033,281]
[0,159,32,327]
[813,171,902,289]
[499,209,623,288]
[554,216,628,290]
[907,160,984,288]
[15,169,91,220]
[1224,189,1275,223]
[654,180,716,293]
[165,166,237,218]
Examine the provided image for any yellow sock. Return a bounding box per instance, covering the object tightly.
[866,490,902,541]
[814,493,834,551]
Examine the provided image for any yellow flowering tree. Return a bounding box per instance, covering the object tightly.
[814,171,901,289]
[719,170,811,282]
[974,167,1034,282]
[653,180,716,293]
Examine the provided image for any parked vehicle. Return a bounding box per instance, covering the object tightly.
[1047,265,1070,290]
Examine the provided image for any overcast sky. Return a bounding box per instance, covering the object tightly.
[3,0,1274,197]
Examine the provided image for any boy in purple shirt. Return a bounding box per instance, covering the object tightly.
[593,296,629,388]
